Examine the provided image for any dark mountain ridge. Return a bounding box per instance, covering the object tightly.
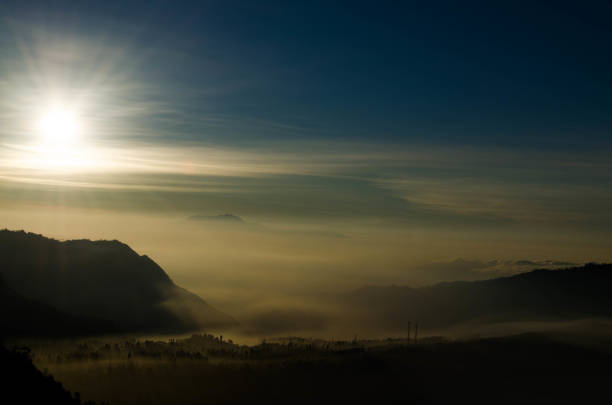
[0,275,115,338]
[0,229,236,335]
[346,263,612,330]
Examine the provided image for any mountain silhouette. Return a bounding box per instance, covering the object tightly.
[345,263,612,330]
[0,275,115,337]
[188,213,245,223]
[0,230,236,334]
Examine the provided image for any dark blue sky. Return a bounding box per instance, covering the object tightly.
[2,0,611,149]
[1,1,611,284]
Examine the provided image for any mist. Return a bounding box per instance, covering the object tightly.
[3,203,608,340]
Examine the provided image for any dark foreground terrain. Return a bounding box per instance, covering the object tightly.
[8,332,612,405]
[0,344,82,405]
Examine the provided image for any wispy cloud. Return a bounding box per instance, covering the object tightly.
[1,139,611,233]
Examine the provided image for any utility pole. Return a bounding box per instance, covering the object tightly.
[414,323,418,344]
[407,321,412,344]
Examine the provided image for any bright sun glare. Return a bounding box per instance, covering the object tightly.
[23,105,101,170]
[38,108,78,147]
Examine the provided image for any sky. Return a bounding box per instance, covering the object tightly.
[0,1,611,323]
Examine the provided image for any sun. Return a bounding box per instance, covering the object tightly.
[25,105,99,170]
[38,108,79,147]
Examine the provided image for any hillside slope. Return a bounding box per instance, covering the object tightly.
[0,275,115,337]
[345,263,612,330]
[0,230,236,333]
[0,345,81,405]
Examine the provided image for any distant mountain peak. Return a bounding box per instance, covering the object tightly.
[188,213,245,222]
